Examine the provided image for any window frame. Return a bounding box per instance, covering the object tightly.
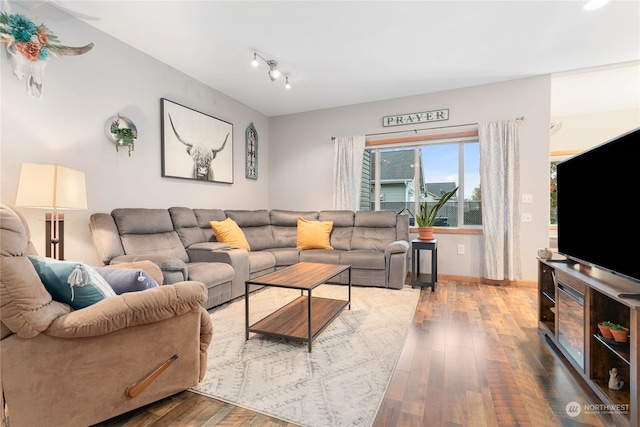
[549,149,582,227]
[363,129,481,230]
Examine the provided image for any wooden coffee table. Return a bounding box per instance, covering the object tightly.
[245,262,351,352]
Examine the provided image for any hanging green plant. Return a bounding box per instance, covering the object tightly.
[105,114,138,156]
[110,126,137,155]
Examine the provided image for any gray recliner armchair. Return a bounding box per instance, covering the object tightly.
[1,202,213,427]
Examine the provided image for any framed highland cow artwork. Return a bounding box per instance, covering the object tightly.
[161,98,233,183]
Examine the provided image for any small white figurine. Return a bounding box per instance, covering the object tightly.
[608,368,624,390]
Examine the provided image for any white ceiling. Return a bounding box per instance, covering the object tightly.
[551,61,639,116]
[13,0,640,117]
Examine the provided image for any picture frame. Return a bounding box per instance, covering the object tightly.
[161,98,233,183]
[245,122,258,180]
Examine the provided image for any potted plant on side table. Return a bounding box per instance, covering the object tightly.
[401,187,458,241]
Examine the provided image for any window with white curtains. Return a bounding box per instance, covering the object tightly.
[360,137,482,228]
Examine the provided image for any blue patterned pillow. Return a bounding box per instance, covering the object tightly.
[28,256,116,309]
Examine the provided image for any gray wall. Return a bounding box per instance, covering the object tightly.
[1,3,552,281]
[269,77,552,281]
[1,4,270,265]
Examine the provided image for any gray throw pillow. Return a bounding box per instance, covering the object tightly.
[95,267,159,295]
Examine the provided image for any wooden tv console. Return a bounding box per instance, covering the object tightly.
[538,259,639,427]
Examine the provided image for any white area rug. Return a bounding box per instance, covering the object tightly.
[191,284,419,427]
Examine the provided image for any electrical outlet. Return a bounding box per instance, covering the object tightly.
[522,194,533,203]
[457,244,465,255]
[521,213,533,222]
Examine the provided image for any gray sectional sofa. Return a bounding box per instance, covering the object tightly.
[89,208,409,309]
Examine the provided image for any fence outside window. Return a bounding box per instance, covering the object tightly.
[372,201,482,226]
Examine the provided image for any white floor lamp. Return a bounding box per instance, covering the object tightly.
[15,163,87,260]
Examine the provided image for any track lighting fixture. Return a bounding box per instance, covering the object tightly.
[251,52,291,89]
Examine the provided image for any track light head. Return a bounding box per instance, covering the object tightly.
[267,60,280,81]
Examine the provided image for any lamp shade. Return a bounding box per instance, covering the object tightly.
[15,163,87,210]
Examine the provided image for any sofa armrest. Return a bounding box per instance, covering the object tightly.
[187,246,248,266]
[384,240,409,256]
[110,254,188,282]
[110,254,187,271]
[386,241,409,289]
[186,247,250,300]
[198,306,213,380]
[44,281,206,338]
[188,242,231,252]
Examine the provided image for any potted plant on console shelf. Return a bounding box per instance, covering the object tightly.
[400,187,458,241]
[598,321,614,339]
[610,324,629,343]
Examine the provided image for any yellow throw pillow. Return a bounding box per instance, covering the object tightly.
[296,217,333,250]
[210,218,251,251]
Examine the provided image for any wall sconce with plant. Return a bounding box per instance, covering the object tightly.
[105,114,138,156]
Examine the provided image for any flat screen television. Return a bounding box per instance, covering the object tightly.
[557,127,640,285]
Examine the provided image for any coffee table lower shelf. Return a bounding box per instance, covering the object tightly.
[247,295,349,351]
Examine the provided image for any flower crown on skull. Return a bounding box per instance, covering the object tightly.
[0,12,63,61]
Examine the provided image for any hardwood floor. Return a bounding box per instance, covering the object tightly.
[95,280,610,427]
[372,280,609,427]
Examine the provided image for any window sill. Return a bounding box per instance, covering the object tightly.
[408,227,482,235]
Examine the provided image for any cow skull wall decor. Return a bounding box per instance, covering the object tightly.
[0,12,93,98]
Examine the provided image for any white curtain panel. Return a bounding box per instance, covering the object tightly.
[332,135,365,210]
[479,120,521,281]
